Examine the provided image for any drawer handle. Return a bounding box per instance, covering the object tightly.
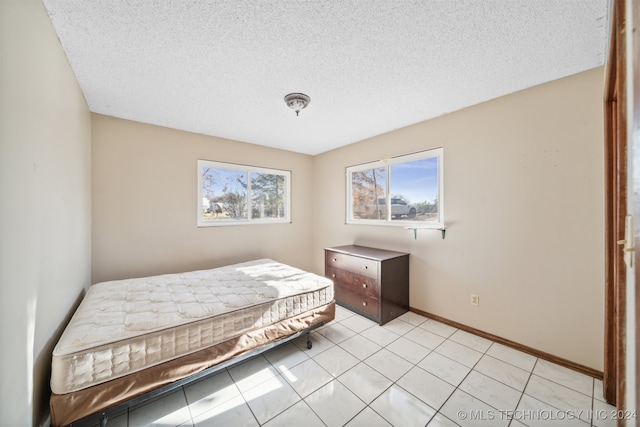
[362,283,367,288]
[362,301,367,307]
[333,258,337,262]
[332,274,336,278]
[363,266,368,270]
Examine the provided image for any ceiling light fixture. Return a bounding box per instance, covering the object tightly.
[284,93,310,117]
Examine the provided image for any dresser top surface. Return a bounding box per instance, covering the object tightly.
[324,245,409,261]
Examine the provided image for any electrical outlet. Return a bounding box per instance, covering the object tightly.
[470,294,479,307]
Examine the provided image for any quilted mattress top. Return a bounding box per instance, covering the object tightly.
[53,259,333,357]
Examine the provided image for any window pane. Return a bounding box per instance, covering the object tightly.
[389,157,438,222]
[251,172,286,219]
[198,160,291,227]
[351,167,387,220]
[201,167,248,221]
[346,148,443,227]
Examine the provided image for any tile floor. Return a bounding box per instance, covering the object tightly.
[103,306,617,427]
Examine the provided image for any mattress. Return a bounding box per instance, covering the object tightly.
[50,302,334,427]
[51,259,334,395]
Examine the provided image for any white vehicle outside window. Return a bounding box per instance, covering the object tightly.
[347,148,443,228]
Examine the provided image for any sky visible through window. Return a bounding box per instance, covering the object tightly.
[390,157,438,204]
[348,149,441,226]
[202,168,247,199]
[199,161,290,225]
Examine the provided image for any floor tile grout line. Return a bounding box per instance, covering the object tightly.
[264,341,329,424]
[257,345,334,425]
[353,337,461,426]
[328,313,599,426]
[344,324,531,407]
[293,357,379,426]
[528,372,598,400]
[131,308,611,427]
[190,367,260,426]
[354,372,439,427]
[510,355,539,427]
[365,402,395,426]
[333,377,381,427]
[248,370,303,426]
[479,352,535,378]
[591,378,596,427]
[235,367,264,427]
[180,384,196,427]
[427,338,505,423]
[516,359,595,427]
[260,328,384,426]
[292,400,328,427]
[313,320,442,426]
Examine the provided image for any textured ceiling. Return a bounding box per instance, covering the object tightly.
[43,0,609,155]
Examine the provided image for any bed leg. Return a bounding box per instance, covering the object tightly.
[99,413,108,427]
[306,331,312,349]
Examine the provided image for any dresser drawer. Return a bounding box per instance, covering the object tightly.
[335,287,379,318]
[326,266,379,298]
[325,245,409,325]
[325,251,378,279]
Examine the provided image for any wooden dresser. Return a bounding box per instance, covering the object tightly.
[324,245,409,325]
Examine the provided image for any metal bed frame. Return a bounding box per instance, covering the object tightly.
[66,323,323,427]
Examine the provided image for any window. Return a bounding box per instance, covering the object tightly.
[198,160,290,226]
[347,148,443,228]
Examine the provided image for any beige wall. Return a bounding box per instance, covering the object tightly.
[0,2,608,421]
[93,69,605,370]
[0,1,92,425]
[91,115,315,283]
[312,68,605,370]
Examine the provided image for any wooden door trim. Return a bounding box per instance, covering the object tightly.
[631,0,640,415]
[603,0,627,408]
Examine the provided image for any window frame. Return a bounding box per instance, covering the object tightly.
[197,159,291,227]
[346,147,444,229]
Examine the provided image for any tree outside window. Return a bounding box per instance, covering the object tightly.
[347,148,443,228]
[198,160,290,226]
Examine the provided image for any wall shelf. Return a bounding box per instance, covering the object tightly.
[405,227,446,240]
